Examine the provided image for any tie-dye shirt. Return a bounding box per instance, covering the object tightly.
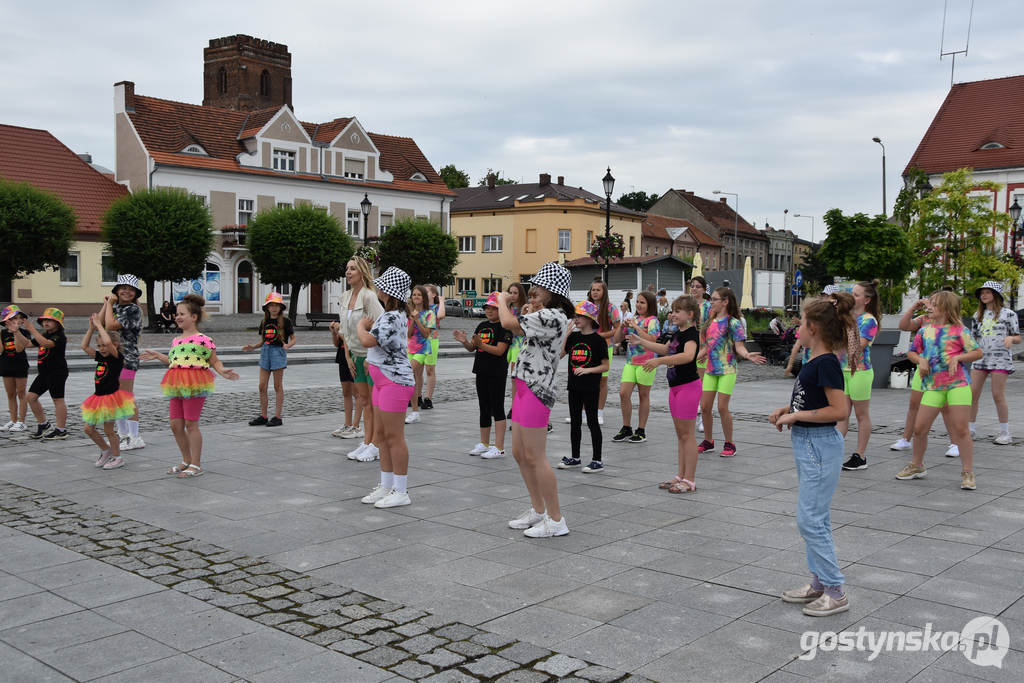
[596,301,622,347]
[370,310,414,386]
[910,323,978,392]
[971,307,1020,373]
[626,315,661,365]
[853,313,878,371]
[407,309,436,355]
[702,316,746,375]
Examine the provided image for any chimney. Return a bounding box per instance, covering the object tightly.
[719,197,728,203]
[77,153,93,164]
[557,175,564,185]
[487,173,496,190]
[115,80,135,112]
[539,173,551,186]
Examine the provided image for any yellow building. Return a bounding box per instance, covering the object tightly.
[450,173,644,295]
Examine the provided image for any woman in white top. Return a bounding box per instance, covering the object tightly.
[339,256,385,462]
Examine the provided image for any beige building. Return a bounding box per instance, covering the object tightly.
[450,173,644,295]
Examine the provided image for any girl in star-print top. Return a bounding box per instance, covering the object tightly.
[497,262,575,538]
[141,294,239,478]
[80,313,135,471]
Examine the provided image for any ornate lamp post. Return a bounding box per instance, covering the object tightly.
[713,190,740,269]
[872,137,887,216]
[360,193,372,242]
[602,167,615,283]
[1009,198,1022,309]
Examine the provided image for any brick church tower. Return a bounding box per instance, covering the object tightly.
[203,34,292,112]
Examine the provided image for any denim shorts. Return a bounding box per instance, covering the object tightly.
[259,345,287,371]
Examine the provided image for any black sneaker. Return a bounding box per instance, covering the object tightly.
[249,415,268,426]
[842,453,868,470]
[266,416,283,427]
[612,426,633,442]
[422,398,434,410]
[628,428,647,443]
[557,457,581,469]
[43,428,68,440]
[546,423,553,433]
[582,461,605,473]
[30,422,50,439]
[417,396,424,408]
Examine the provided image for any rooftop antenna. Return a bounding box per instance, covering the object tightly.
[940,0,974,88]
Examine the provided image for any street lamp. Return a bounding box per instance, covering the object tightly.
[360,193,372,242]
[713,190,740,269]
[1009,198,1022,309]
[872,137,887,216]
[602,167,615,284]
[793,214,815,244]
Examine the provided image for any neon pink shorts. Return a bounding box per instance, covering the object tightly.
[120,369,137,380]
[169,396,206,421]
[669,379,702,420]
[511,378,550,429]
[368,363,414,413]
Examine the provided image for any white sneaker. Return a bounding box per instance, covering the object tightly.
[564,417,572,423]
[123,435,145,451]
[469,442,489,455]
[374,489,411,508]
[945,443,960,457]
[480,446,505,459]
[889,438,913,451]
[970,430,977,439]
[405,412,420,424]
[331,426,348,438]
[523,514,569,538]
[696,420,702,432]
[342,427,364,439]
[0,421,13,432]
[94,451,113,468]
[355,443,380,462]
[8,422,26,433]
[346,442,368,460]
[102,456,125,470]
[597,413,604,426]
[508,508,544,530]
[994,433,1013,445]
[361,485,390,504]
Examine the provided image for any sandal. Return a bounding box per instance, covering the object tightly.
[659,475,685,490]
[177,464,204,478]
[167,462,189,475]
[668,478,696,494]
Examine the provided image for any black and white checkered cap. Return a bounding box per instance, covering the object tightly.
[529,262,571,300]
[975,280,1003,298]
[374,266,411,303]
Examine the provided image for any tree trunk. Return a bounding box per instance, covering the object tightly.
[144,278,158,330]
[289,281,301,324]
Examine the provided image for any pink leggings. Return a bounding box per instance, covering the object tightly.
[511,378,550,428]
[669,379,702,420]
[169,396,206,421]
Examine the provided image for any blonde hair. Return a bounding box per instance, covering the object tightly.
[672,295,700,327]
[349,256,375,290]
[931,291,962,326]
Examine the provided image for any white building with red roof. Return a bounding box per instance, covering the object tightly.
[114,34,454,315]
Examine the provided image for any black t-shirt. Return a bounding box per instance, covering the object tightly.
[472,320,512,377]
[0,328,30,370]
[260,318,294,347]
[93,351,124,396]
[790,352,844,428]
[661,326,700,387]
[565,330,605,392]
[34,330,68,372]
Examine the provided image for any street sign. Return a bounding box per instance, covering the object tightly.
[794,270,803,288]
[792,286,803,297]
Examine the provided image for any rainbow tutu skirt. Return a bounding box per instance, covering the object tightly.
[81,390,135,426]
[161,367,215,398]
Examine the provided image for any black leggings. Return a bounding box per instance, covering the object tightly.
[569,388,602,461]
[476,375,506,428]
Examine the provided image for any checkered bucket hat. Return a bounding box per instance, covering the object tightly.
[975,280,1004,300]
[374,267,411,303]
[529,262,571,300]
[112,274,143,300]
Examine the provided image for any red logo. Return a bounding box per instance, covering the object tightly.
[478,328,494,349]
[569,343,592,367]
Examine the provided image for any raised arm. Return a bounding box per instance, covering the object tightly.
[899,300,928,332]
[497,292,524,337]
[102,295,122,331]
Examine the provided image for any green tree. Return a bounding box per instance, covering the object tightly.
[246,205,354,321]
[0,180,76,286]
[616,190,660,212]
[797,243,832,294]
[904,167,1018,298]
[818,208,915,312]
[377,217,458,287]
[439,164,470,189]
[103,188,213,327]
[476,169,517,186]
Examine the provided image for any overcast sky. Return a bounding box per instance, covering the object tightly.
[3,0,1021,242]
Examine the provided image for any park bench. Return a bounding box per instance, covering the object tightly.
[305,312,340,329]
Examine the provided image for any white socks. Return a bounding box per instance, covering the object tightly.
[380,471,394,490]
[968,422,976,432]
[394,474,408,494]
[1000,423,1011,436]
[126,420,139,437]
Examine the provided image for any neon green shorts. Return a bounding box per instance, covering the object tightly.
[843,368,874,401]
[702,372,737,395]
[408,352,428,365]
[603,346,612,378]
[697,359,707,370]
[507,345,520,365]
[425,337,439,366]
[353,356,374,386]
[911,368,922,392]
[921,384,972,408]
[622,363,656,386]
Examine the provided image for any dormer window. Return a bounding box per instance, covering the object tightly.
[272,149,295,172]
[181,144,208,156]
[980,142,1005,150]
[410,172,427,182]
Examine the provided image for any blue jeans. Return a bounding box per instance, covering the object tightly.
[791,424,845,587]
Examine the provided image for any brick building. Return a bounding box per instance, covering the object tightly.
[648,189,767,270]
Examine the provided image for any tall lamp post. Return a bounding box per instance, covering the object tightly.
[1009,198,1022,309]
[793,213,815,244]
[713,190,740,269]
[360,193,372,243]
[602,167,615,284]
[872,137,887,216]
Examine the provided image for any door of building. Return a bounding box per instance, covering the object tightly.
[237,261,253,313]
[310,281,324,313]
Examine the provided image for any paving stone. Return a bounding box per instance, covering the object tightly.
[383,607,428,625]
[178,568,213,579]
[306,628,348,646]
[247,574,284,587]
[464,655,517,678]
[173,579,212,593]
[248,562,283,574]
[394,622,429,637]
[363,630,402,646]
[137,563,177,577]
[471,632,517,648]
[397,633,448,655]
[288,590,319,604]
[286,577,323,591]
[229,603,268,617]
[446,640,490,658]
[534,654,587,677]
[500,642,553,665]
[210,569,250,585]
[420,671,478,683]
[310,613,351,628]
[357,645,409,668]
[262,598,295,610]
[170,549,200,561]
[254,613,300,626]
[418,615,457,629]
[365,599,403,613]
[277,620,319,637]
[234,557,264,568]
[434,624,481,641]
[339,604,375,620]
[189,588,225,601]
[495,671,551,683]
[176,558,210,570]
[311,584,351,598]
[576,665,625,683]
[249,584,293,599]
[342,617,393,635]
[391,660,436,680]
[207,562,239,574]
[220,579,257,593]
[331,638,375,655]
[419,649,467,668]
[209,593,256,608]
